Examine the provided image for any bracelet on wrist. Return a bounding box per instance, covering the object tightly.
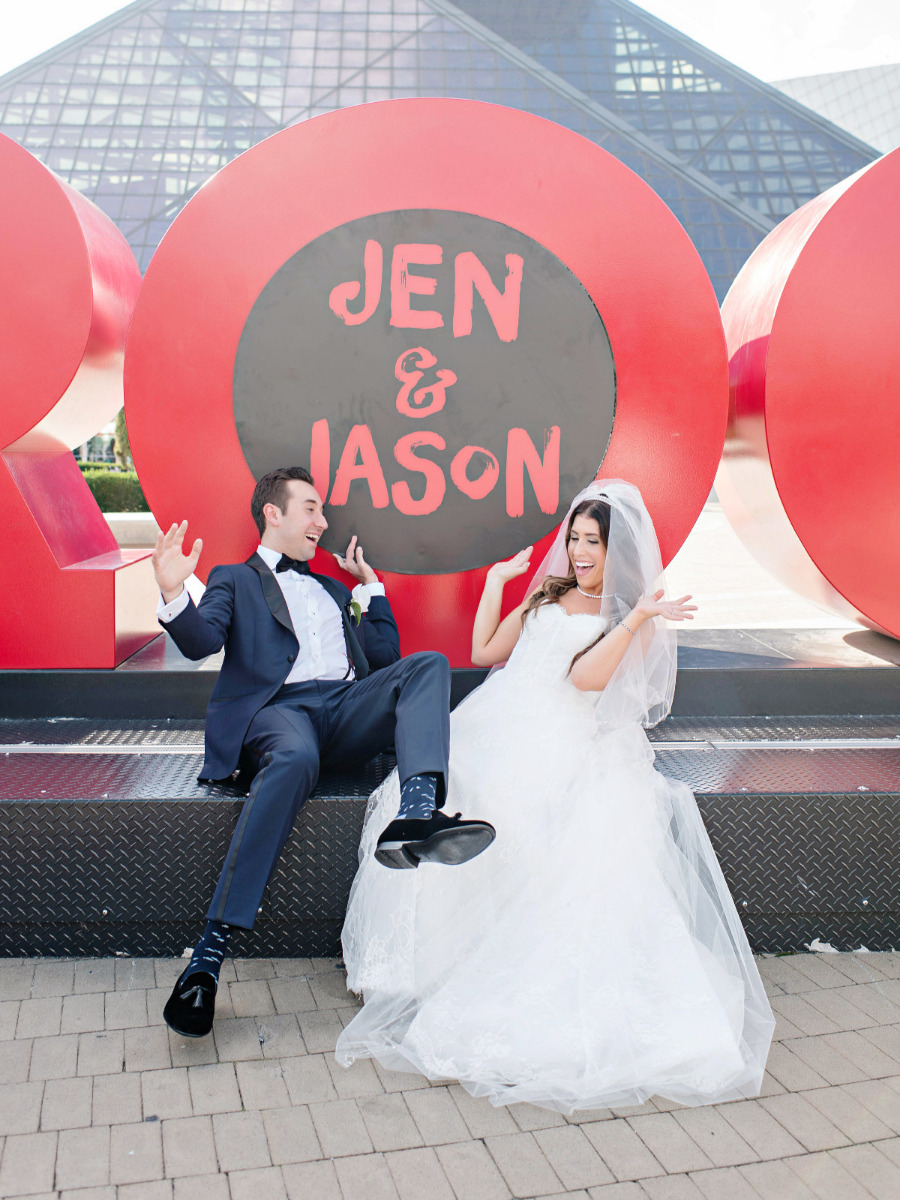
[620,621,636,637]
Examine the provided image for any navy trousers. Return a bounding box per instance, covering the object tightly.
[207,651,450,929]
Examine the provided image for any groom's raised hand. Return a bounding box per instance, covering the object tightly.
[334,535,378,586]
[152,520,203,603]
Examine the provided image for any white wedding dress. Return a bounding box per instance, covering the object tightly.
[336,601,774,1112]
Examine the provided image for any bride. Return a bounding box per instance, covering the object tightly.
[336,480,774,1112]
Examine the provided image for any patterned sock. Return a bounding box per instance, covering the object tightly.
[184,920,231,983]
[396,772,438,821]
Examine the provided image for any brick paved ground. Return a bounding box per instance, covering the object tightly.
[3,951,900,1198]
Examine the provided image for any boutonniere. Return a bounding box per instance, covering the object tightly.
[348,599,363,626]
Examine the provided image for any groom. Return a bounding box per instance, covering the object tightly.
[154,466,494,1037]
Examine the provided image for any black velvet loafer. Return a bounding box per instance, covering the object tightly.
[375,810,496,869]
[163,968,218,1038]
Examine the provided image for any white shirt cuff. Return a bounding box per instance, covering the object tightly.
[352,581,386,613]
[157,588,190,623]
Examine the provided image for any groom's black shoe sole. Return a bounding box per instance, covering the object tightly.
[375,812,496,869]
[163,968,217,1038]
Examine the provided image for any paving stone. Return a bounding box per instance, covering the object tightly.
[785,1149,871,1199]
[859,1023,900,1065]
[167,1030,218,1068]
[296,1010,343,1053]
[74,961,115,994]
[110,1121,164,1186]
[759,1092,849,1152]
[61,992,106,1035]
[0,1130,57,1195]
[755,957,815,995]
[449,1084,518,1136]
[55,1125,111,1189]
[0,1080,44,1135]
[485,1130,563,1197]
[820,1030,900,1079]
[106,989,150,1032]
[234,961,277,981]
[371,1058,431,1094]
[282,1158,343,1199]
[30,1033,79,1082]
[327,1054,384,1099]
[582,1117,665,1180]
[586,1185,644,1199]
[831,1141,900,1199]
[257,1015,306,1060]
[188,1064,242,1115]
[404,1085,471,1145]
[118,1181,174,1200]
[228,1165,288,1200]
[385,1146,456,1200]
[0,966,34,1003]
[624,1113,712,1175]
[59,1188,117,1200]
[509,1104,568,1132]
[40,1075,93,1130]
[16,997,62,1040]
[77,1031,124,1076]
[837,984,900,1025]
[333,1152,401,1200]
[213,1109,272,1172]
[0,1000,20,1040]
[356,1092,424,1153]
[308,970,360,1011]
[670,1109,757,1168]
[31,961,75,999]
[800,986,878,1031]
[761,1042,828,1092]
[769,995,840,1037]
[567,1107,616,1125]
[213,1018,265,1063]
[161,1114,218,1177]
[686,1164,759,1200]
[436,1138,513,1200]
[640,1175,705,1199]
[787,955,858,991]
[115,961,157,991]
[738,1158,817,1199]
[172,1173,231,1200]
[715,1098,805,1159]
[0,1039,32,1084]
[140,1068,191,1121]
[125,1026,172,1073]
[842,1079,900,1134]
[235,1060,291,1110]
[227,981,276,1019]
[801,1083,895,1141]
[261,1106,322,1165]
[533,1124,616,1189]
[271,959,314,978]
[782,1035,867,1085]
[268,978,319,1016]
[280,1054,337,1105]
[308,1097,373,1157]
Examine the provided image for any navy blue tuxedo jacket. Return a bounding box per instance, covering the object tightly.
[161,553,401,780]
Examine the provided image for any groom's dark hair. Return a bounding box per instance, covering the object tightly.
[251,466,315,536]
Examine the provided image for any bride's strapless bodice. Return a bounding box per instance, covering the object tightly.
[502,602,609,686]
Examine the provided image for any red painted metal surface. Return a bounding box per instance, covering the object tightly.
[718,148,900,638]
[126,98,727,665]
[0,133,156,668]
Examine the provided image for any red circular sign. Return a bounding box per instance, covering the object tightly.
[126,98,727,663]
[719,147,900,637]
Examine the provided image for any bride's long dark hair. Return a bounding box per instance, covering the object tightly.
[521,497,612,672]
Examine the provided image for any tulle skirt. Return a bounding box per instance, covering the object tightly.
[336,677,774,1113]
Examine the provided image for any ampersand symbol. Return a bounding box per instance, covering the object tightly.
[394,346,458,419]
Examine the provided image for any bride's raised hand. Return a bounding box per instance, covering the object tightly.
[634,589,697,622]
[486,546,533,586]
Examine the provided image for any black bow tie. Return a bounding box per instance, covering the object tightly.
[275,555,311,575]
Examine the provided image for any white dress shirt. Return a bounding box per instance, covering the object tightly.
[157,545,386,684]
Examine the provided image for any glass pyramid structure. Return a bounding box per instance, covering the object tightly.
[0,0,877,298]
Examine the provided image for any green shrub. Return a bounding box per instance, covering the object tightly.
[81,468,150,513]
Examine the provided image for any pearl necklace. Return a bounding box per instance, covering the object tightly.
[575,584,605,599]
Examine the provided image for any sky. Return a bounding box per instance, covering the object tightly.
[0,0,898,82]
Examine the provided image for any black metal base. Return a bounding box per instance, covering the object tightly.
[3,715,900,956]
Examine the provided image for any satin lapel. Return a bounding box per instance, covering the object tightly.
[313,573,370,679]
[246,553,297,639]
